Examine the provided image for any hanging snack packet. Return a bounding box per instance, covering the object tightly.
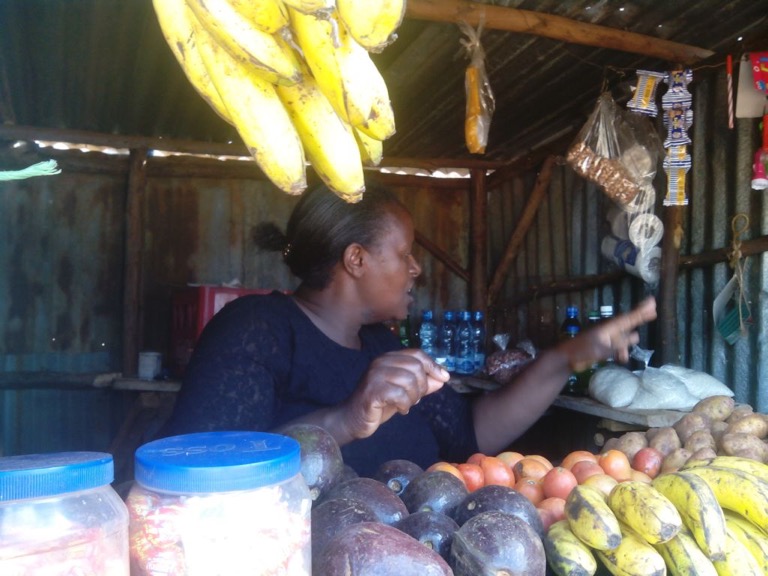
[627,70,666,117]
[460,21,495,154]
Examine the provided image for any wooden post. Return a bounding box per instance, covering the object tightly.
[659,205,684,365]
[487,155,556,307]
[123,147,148,376]
[470,168,488,312]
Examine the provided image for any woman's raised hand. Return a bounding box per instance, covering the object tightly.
[341,349,449,440]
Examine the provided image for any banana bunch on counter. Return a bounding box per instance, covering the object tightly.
[152,0,405,202]
[545,456,768,576]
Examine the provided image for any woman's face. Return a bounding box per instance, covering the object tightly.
[360,204,421,322]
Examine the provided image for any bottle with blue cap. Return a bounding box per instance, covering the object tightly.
[126,431,311,575]
[0,451,129,574]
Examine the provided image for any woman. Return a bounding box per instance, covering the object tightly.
[160,185,656,476]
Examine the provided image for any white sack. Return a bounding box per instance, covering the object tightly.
[628,366,701,411]
[657,364,733,399]
[588,365,641,408]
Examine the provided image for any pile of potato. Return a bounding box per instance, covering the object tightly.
[602,395,768,473]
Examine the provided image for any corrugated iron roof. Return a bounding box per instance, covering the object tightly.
[1,0,766,166]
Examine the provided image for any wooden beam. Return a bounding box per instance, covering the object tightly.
[659,205,684,365]
[415,230,469,283]
[487,155,556,306]
[405,0,714,64]
[123,148,148,377]
[679,235,768,270]
[497,271,626,308]
[469,168,488,311]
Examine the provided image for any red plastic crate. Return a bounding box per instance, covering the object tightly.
[170,286,276,377]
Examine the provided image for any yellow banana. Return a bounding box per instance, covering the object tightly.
[194,13,307,195]
[595,530,666,576]
[152,0,232,124]
[544,519,598,576]
[607,480,682,545]
[722,510,768,573]
[712,528,763,576]
[336,0,406,53]
[653,529,718,576]
[186,0,302,86]
[683,465,768,532]
[565,485,623,551]
[275,61,365,203]
[223,0,290,35]
[281,0,335,14]
[683,455,768,484]
[652,471,727,561]
[353,127,383,167]
[288,8,396,140]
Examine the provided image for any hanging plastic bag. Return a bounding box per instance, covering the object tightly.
[567,93,648,207]
[460,21,495,154]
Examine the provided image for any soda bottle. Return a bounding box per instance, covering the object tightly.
[471,310,486,373]
[600,305,615,365]
[559,306,581,395]
[454,310,475,375]
[398,315,412,347]
[418,310,438,359]
[576,310,601,395]
[436,310,456,372]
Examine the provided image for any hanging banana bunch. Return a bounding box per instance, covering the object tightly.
[152,0,404,202]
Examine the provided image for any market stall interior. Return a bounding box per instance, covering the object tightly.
[1,1,767,472]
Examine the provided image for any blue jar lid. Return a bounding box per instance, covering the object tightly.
[0,451,114,501]
[134,431,301,494]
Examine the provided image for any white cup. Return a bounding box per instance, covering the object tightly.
[138,351,162,380]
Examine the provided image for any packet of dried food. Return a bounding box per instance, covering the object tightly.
[460,21,495,154]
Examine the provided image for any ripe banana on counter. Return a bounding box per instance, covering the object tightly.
[193,10,307,195]
[712,528,763,576]
[186,0,303,86]
[683,465,768,532]
[353,127,383,167]
[653,529,718,576]
[652,471,727,561]
[276,60,365,202]
[336,0,406,52]
[607,480,682,545]
[595,530,666,576]
[722,510,768,573]
[683,455,768,484]
[544,519,598,576]
[289,7,396,140]
[152,0,232,124]
[565,485,623,551]
[223,0,290,35]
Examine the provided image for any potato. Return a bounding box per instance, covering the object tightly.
[683,429,716,454]
[612,431,648,462]
[726,413,768,439]
[689,447,717,461]
[648,427,681,457]
[719,432,768,462]
[601,437,620,453]
[692,395,735,422]
[726,404,754,424]
[673,413,712,444]
[661,448,692,474]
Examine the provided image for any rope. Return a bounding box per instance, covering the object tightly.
[727,213,751,334]
[0,160,61,181]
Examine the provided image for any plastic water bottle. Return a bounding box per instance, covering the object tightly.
[454,310,475,375]
[600,305,615,364]
[436,310,457,373]
[560,306,581,395]
[418,310,438,359]
[471,310,486,373]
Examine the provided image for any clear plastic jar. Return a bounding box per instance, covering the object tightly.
[0,451,129,575]
[127,431,311,575]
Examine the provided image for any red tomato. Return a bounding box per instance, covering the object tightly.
[571,460,605,484]
[538,496,566,523]
[514,477,544,506]
[457,463,485,492]
[481,456,515,487]
[631,447,664,479]
[537,507,559,532]
[541,466,578,500]
[598,449,633,482]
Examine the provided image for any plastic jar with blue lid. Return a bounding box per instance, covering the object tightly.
[0,451,129,574]
[127,430,311,575]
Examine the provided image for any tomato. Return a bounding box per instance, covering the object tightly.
[513,457,550,482]
[496,451,525,470]
[581,473,618,498]
[525,454,554,470]
[426,461,467,486]
[456,462,485,492]
[514,477,544,506]
[541,466,578,500]
[629,468,653,484]
[467,452,487,466]
[570,460,605,484]
[538,496,566,523]
[631,447,664,479]
[560,449,599,470]
[598,449,633,481]
[537,507,559,532]
[480,456,515,487]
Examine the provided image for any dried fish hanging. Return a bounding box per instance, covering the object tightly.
[459,21,495,155]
